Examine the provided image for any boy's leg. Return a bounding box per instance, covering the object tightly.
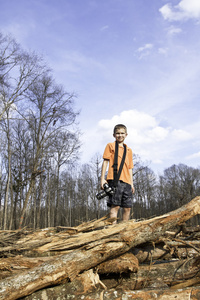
[122,207,131,221]
[110,205,120,224]
[121,182,132,222]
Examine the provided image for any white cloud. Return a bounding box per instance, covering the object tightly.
[136,44,153,59]
[100,25,109,31]
[160,3,182,21]
[179,0,200,18]
[137,44,153,52]
[160,0,200,21]
[167,26,182,36]
[91,110,193,167]
[147,127,169,142]
[158,48,169,55]
[186,151,200,160]
[171,129,192,141]
[52,50,105,75]
[99,110,156,131]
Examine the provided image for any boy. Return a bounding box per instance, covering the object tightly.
[100,124,134,223]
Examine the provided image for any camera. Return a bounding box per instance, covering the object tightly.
[96,183,115,200]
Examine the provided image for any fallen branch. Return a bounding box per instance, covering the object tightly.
[58,286,200,300]
[172,238,200,253]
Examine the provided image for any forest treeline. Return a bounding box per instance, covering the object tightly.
[0,32,200,230]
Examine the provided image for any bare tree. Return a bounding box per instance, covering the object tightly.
[51,131,81,226]
[0,104,17,229]
[159,164,200,212]
[17,74,79,228]
[60,169,78,227]
[90,153,104,219]
[0,32,46,121]
[2,110,12,229]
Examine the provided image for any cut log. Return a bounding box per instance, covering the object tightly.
[45,286,200,300]
[133,244,198,262]
[18,258,200,299]
[97,252,139,274]
[56,214,115,233]
[132,244,171,262]
[100,256,200,290]
[0,216,115,257]
[0,256,51,279]
[0,243,197,280]
[22,269,105,300]
[0,196,200,300]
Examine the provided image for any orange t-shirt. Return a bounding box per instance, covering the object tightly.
[103,142,134,185]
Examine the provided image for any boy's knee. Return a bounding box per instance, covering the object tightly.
[110,205,120,213]
[123,207,131,213]
[122,207,131,220]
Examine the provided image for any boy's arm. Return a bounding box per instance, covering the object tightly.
[101,159,109,189]
[129,168,135,194]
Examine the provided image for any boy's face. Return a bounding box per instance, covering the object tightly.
[113,128,127,144]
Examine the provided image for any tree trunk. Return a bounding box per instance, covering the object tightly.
[51,286,200,300]
[19,271,200,300]
[3,114,11,230]
[19,178,35,228]
[46,168,51,228]
[36,173,43,228]
[54,164,60,226]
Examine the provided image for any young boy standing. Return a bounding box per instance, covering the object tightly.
[100,124,134,223]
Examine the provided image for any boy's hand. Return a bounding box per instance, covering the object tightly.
[101,159,109,189]
[101,179,107,189]
[131,186,135,194]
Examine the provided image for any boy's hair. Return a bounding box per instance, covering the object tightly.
[113,124,127,134]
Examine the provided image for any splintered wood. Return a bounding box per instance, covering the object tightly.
[0,196,200,299]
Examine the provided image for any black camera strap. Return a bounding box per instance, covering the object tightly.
[113,141,127,188]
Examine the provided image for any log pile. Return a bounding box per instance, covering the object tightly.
[0,196,200,299]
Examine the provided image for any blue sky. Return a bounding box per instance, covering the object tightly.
[0,0,200,173]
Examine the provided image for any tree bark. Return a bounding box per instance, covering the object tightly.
[5,258,200,299]
[100,256,200,290]
[132,242,199,262]
[49,286,200,300]
[0,196,200,299]
[19,178,35,228]
[97,252,139,274]
[22,269,106,300]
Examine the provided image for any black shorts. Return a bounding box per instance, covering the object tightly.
[107,180,133,208]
